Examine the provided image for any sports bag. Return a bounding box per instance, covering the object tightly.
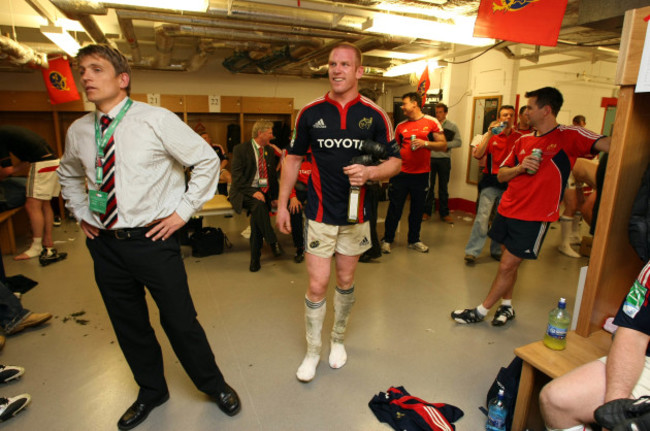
[190,227,231,257]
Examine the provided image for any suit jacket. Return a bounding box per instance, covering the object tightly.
[228,140,278,214]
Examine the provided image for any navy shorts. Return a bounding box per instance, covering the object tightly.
[488,213,549,260]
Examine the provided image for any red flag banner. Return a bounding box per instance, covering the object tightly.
[416,65,430,107]
[473,0,568,47]
[41,57,80,105]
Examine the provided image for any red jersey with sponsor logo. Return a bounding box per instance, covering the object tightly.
[395,115,442,174]
[289,93,398,225]
[484,129,523,175]
[498,125,603,222]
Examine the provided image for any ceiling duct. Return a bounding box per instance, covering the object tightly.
[117,16,141,64]
[158,23,324,47]
[0,35,49,68]
[115,10,363,41]
[222,52,254,73]
[154,24,175,68]
[49,0,109,44]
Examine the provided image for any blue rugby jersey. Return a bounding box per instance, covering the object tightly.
[289,93,398,225]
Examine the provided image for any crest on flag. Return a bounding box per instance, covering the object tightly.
[474,0,567,47]
[41,57,80,105]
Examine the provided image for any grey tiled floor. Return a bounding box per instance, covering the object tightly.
[1,202,589,430]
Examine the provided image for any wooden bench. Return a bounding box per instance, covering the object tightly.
[512,330,612,431]
[195,194,234,218]
[0,207,25,255]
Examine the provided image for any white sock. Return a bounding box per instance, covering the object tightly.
[21,238,43,258]
[501,299,512,307]
[329,286,355,369]
[559,219,581,258]
[296,297,326,383]
[476,304,489,316]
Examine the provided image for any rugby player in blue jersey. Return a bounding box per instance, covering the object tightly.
[276,42,401,383]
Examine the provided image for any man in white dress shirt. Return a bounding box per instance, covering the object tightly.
[57,44,240,431]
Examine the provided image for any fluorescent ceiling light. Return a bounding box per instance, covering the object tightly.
[364,14,494,47]
[365,49,424,60]
[383,59,442,77]
[55,18,85,33]
[41,25,81,57]
[102,0,209,12]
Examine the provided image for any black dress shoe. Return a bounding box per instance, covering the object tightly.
[271,242,284,257]
[117,393,169,431]
[294,248,304,263]
[214,384,241,416]
[250,257,261,272]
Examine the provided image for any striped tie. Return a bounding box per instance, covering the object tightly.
[100,115,118,228]
[258,146,269,193]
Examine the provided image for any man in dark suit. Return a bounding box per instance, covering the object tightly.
[229,120,283,272]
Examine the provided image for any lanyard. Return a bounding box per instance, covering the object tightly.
[94,98,133,186]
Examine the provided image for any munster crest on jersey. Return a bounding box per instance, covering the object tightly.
[359,117,373,130]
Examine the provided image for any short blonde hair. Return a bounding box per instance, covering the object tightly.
[252,120,273,138]
[331,42,362,67]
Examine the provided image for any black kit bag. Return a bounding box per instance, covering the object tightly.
[482,356,523,431]
[190,227,231,257]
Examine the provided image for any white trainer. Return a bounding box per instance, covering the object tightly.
[408,242,429,253]
[380,241,391,254]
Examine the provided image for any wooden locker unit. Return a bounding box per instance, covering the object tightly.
[576,5,650,336]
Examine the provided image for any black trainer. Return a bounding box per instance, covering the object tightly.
[0,394,30,422]
[451,308,484,324]
[0,365,24,384]
[492,305,516,326]
[39,248,67,267]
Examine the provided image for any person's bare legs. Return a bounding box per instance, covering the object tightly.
[482,249,522,309]
[296,252,331,382]
[14,197,47,260]
[329,253,359,369]
[540,360,606,429]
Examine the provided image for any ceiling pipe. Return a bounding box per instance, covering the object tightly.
[207,41,273,52]
[49,0,109,44]
[117,16,142,64]
[158,24,324,47]
[0,35,49,68]
[115,10,364,41]
[284,35,415,72]
[154,24,175,68]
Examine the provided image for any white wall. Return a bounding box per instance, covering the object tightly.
[516,57,618,128]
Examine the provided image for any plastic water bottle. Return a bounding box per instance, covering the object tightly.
[486,388,507,431]
[543,297,571,350]
[491,121,507,135]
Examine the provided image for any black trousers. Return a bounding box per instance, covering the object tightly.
[363,183,382,258]
[86,233,226,403]
[424,157,451,217]
[242,194,278,258]
[383,172,428,244]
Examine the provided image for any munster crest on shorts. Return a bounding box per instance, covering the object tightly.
[359,117,373,130]
[309,240,320,249]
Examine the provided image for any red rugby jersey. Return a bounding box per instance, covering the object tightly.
[498,125,603,221]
